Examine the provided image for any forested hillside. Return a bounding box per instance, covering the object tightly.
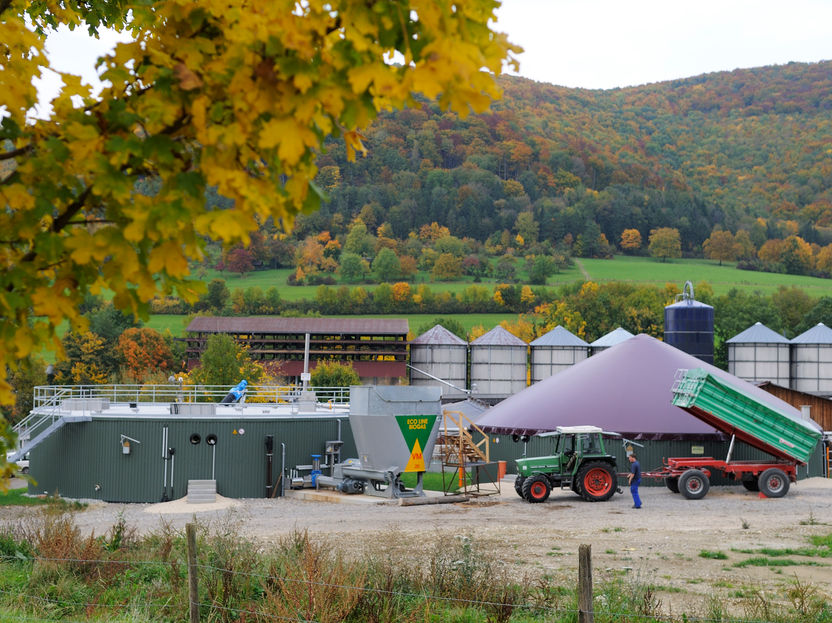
[297,61,832,254]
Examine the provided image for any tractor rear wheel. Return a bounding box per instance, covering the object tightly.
[522,474,551,503]
[758,468,789,498]
[679,469,709,500]
[577,461,616,502]
[665,477,679,493]
[514,475,526,498]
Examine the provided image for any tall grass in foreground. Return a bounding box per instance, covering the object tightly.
[0,507,828,622]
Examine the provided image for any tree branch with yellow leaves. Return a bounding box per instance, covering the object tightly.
[0,1,519,455]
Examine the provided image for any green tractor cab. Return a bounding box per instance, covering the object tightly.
[514,426,623,503]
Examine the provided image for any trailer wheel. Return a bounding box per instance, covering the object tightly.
[741,477,759,492]
[665,477,679,493]
[759,468,789,498]
[514,475,526,498]
[679,469,710,500]
[577,462,616,502]
[522,474,551,503]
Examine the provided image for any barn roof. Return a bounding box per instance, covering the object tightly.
[470,326,527,346]
[410,324,467,346]
[791,323,832,345]
[590,327,634,347]
[186,316,408,335]
[726,322,789,344]
[477,334,804,440]
[530,326,589,347]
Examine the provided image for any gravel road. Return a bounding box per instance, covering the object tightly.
[3,476,832,614]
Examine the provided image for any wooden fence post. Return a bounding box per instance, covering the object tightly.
[187,522,200,623]
[578,543,593,623]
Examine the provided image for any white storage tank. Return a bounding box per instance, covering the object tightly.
[590,327,634,355]
[791,323,832,396]
[726,322,790,385]
[469,326,528,399]
[409,325,468,399]
[530,326,589,383]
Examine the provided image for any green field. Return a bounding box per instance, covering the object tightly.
[146,313,514,338]
[144,256,832,339]
[203,256,831,301]
[577,256,832,296]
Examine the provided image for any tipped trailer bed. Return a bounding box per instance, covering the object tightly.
[644,368,822,500]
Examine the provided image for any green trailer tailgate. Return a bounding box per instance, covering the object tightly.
[671,368,822,464]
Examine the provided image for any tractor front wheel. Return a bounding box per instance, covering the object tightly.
[759,468,789,498]
[679,469,710,500]
[522,474,551,503]
[514,475,526,498]
[577,462,616,502]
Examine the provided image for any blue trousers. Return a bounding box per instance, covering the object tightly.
[630,479,642,507]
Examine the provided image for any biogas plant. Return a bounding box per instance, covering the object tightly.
[8,283,831,505]
[11,384,473,504]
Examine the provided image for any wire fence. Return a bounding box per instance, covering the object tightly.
[0,552,817,623]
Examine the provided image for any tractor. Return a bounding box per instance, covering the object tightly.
[514,426,623,503]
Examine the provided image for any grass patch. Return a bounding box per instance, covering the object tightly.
[399,471,472,492]
[699,550,728,560]
[0,488,85,510]
[732,533,832,560]
[733,557,824,568]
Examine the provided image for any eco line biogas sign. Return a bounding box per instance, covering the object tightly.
[395,415,437,472]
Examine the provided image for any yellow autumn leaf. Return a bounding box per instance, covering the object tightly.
[148,241,190,277]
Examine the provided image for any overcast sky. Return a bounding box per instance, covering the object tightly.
[495,0,832,89]
[36,0,832,108]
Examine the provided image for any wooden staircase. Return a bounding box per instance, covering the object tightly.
[437,410,500,496]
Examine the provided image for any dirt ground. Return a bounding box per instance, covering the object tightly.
[4,475,832,615]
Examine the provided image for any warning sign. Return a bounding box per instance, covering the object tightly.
[395,415,437,473]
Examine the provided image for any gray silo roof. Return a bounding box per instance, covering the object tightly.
[726,322,789,344]
[665,298,713,310]
[410,324,467,346]
[590,327,634,347]
[476,334,810,440]
[791,323,832,344]
[531,325,589,347]
[470,325,528,346]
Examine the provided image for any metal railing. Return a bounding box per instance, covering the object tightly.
[31,384,351,409]
[14,386,74,446]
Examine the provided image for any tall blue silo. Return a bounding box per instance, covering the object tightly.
[664,281,714,364]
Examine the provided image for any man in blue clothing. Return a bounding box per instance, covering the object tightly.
[628,453,642,508]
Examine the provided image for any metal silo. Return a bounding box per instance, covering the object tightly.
[409,324,468,399]
[664,281,714,364]
[791,323,832,395]
[530,326,589,383]
[590,327,634,355]
[726,322,790,385]
[469,326,528,400]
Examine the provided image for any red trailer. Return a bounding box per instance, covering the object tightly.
[644,369,822,500]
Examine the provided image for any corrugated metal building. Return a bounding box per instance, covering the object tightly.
[183,317,409,384]
[23,388,356,503]
[409,325,468,399]
[758,381,832,431]
[469,326,528,400]
[791,323,832,396]
[529,326,589,383]
[726,322,791,386]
